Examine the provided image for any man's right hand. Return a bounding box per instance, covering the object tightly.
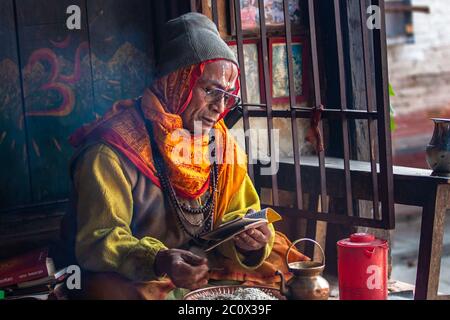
[154,249,209,290]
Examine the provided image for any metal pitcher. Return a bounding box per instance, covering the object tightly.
[426,118,450,176]
[276,238,329,300]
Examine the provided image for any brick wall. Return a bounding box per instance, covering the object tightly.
[388,0,450,115]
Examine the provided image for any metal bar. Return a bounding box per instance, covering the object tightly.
[307,0,327,213]
[305,221,317,256]
[372,0,395,228]
[283,0,303,210]
[190,0,197,12]
[305,193,319,256]
[228,0,236,36]
[267,205,387,229]
[360,0,381,220]
[334,0,353,217]
[211,0,219,26]
[233,0,254,181]
[258,0,279,206]
[247,108,379,119]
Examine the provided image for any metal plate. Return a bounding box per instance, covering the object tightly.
[183,285,286,300]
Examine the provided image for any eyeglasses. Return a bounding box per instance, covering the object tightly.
[203,87,241,110]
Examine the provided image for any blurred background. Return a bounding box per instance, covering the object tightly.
[386,0,450,293]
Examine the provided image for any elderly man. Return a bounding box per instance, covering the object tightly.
[61,12,307,300]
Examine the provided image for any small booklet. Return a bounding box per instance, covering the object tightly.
[16,267,68,289]
[199,208,282,252]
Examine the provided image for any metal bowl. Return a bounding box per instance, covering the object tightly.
[183,285,286,300]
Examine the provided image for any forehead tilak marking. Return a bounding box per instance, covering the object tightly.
[222,62,236,90]
[222,63,231,89]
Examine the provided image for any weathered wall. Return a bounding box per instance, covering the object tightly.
[388,0,450,115]
[0,0,188,211]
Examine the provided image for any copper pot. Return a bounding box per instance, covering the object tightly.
[426,118,450,176]
[276,238,329,300]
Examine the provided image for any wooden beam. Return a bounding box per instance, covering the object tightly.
[385,4,430,14]
[256,157,445,208]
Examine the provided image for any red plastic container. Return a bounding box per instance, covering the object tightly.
[337,233,388,300]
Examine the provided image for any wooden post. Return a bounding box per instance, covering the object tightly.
[415,184,450,300]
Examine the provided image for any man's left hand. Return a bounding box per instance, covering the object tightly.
[233,223,272,253]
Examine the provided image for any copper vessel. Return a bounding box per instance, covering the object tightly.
[276,238,329,300]
[426,118,450,176]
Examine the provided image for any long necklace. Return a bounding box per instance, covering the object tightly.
[153,152,218,237]
[136,98,217,238]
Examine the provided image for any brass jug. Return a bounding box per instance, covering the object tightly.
[276,238,330,300]
[426,118,450,176]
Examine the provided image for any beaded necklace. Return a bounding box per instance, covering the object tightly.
[136,98,217,239]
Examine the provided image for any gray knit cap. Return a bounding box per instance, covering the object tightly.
[156,12,239,78]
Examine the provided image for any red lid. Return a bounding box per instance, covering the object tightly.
[350,233,375,243]
[337,233,388,248]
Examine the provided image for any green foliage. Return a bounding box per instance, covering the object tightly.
[389,83,396,132]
